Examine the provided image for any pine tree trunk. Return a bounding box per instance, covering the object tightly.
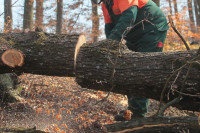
[187,0,195,33]
[194,0,200,28]
[23,0,34,30]
[173,0,179,21]
[168,0,173,15]
[36,0,44,29]
[91,0,99,42]
[56,0,63,34]
[4,0,12,33]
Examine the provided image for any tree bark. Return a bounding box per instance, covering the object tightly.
[91,0,99,42]
[36,0,44,29]
[168,0,173,15]
[0,33,199,111]
[188,0,195,33]
[23,0,34,31]
[105,116,200,133]
[0,32,86,76]
[197,0,200,14]
[173,0,179,21]
[56,0,63,34]
[194,0,200,29]
[4,0,12,33]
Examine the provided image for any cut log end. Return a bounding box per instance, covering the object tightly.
[1,49,24,68]
[74,34,86,72]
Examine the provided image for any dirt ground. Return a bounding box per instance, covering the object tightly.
[0,74,198,133]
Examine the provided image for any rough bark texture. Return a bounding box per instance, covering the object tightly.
[105,116,200,133]
[0,33,199,111]
[75,40,200,111]
[0,32,86,76]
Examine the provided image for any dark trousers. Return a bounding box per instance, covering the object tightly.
[126,30,168,116]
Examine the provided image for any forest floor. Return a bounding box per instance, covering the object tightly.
[0,74,198,133]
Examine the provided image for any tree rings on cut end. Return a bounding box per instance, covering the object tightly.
[1,49,24,68]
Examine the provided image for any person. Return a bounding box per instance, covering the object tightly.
[101,0,169,121]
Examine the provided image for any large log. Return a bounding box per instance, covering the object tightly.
[0,33,199,111]
[0,32,86,76]
[75,40,200,111]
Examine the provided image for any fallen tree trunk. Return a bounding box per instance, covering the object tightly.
[0,33,199,111]
[105,116,200,133]
[0,32,86,76]
[75,40,200,111]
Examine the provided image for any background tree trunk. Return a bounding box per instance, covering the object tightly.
[173,0,179,21]
[91,0,99,42]
[168,0,173,15]
[4,0,12,33]
[23,0,34,31]
[197,0,200,12]
[56,0,63,34]
[36,0,44,30]
[187,0,195,33]
[152,0,160,6]
[0,34,199,111]
[194,0,200,29]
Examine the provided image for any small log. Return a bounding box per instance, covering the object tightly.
[1,49,24,68]
[105,116,200,133]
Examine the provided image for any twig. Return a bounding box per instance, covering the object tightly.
[171,88,200,97]
[157,59,196,116]
[94,41,122,105]
[156,63,187,115]
[167,71,180,100]
[157,96,183,116]
[168,15,191,51]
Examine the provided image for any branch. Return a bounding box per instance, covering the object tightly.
[168,15,191,51]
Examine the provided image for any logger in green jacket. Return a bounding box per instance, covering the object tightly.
[101,0,169,121]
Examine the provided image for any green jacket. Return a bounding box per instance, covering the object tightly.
[102,0,169,49]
